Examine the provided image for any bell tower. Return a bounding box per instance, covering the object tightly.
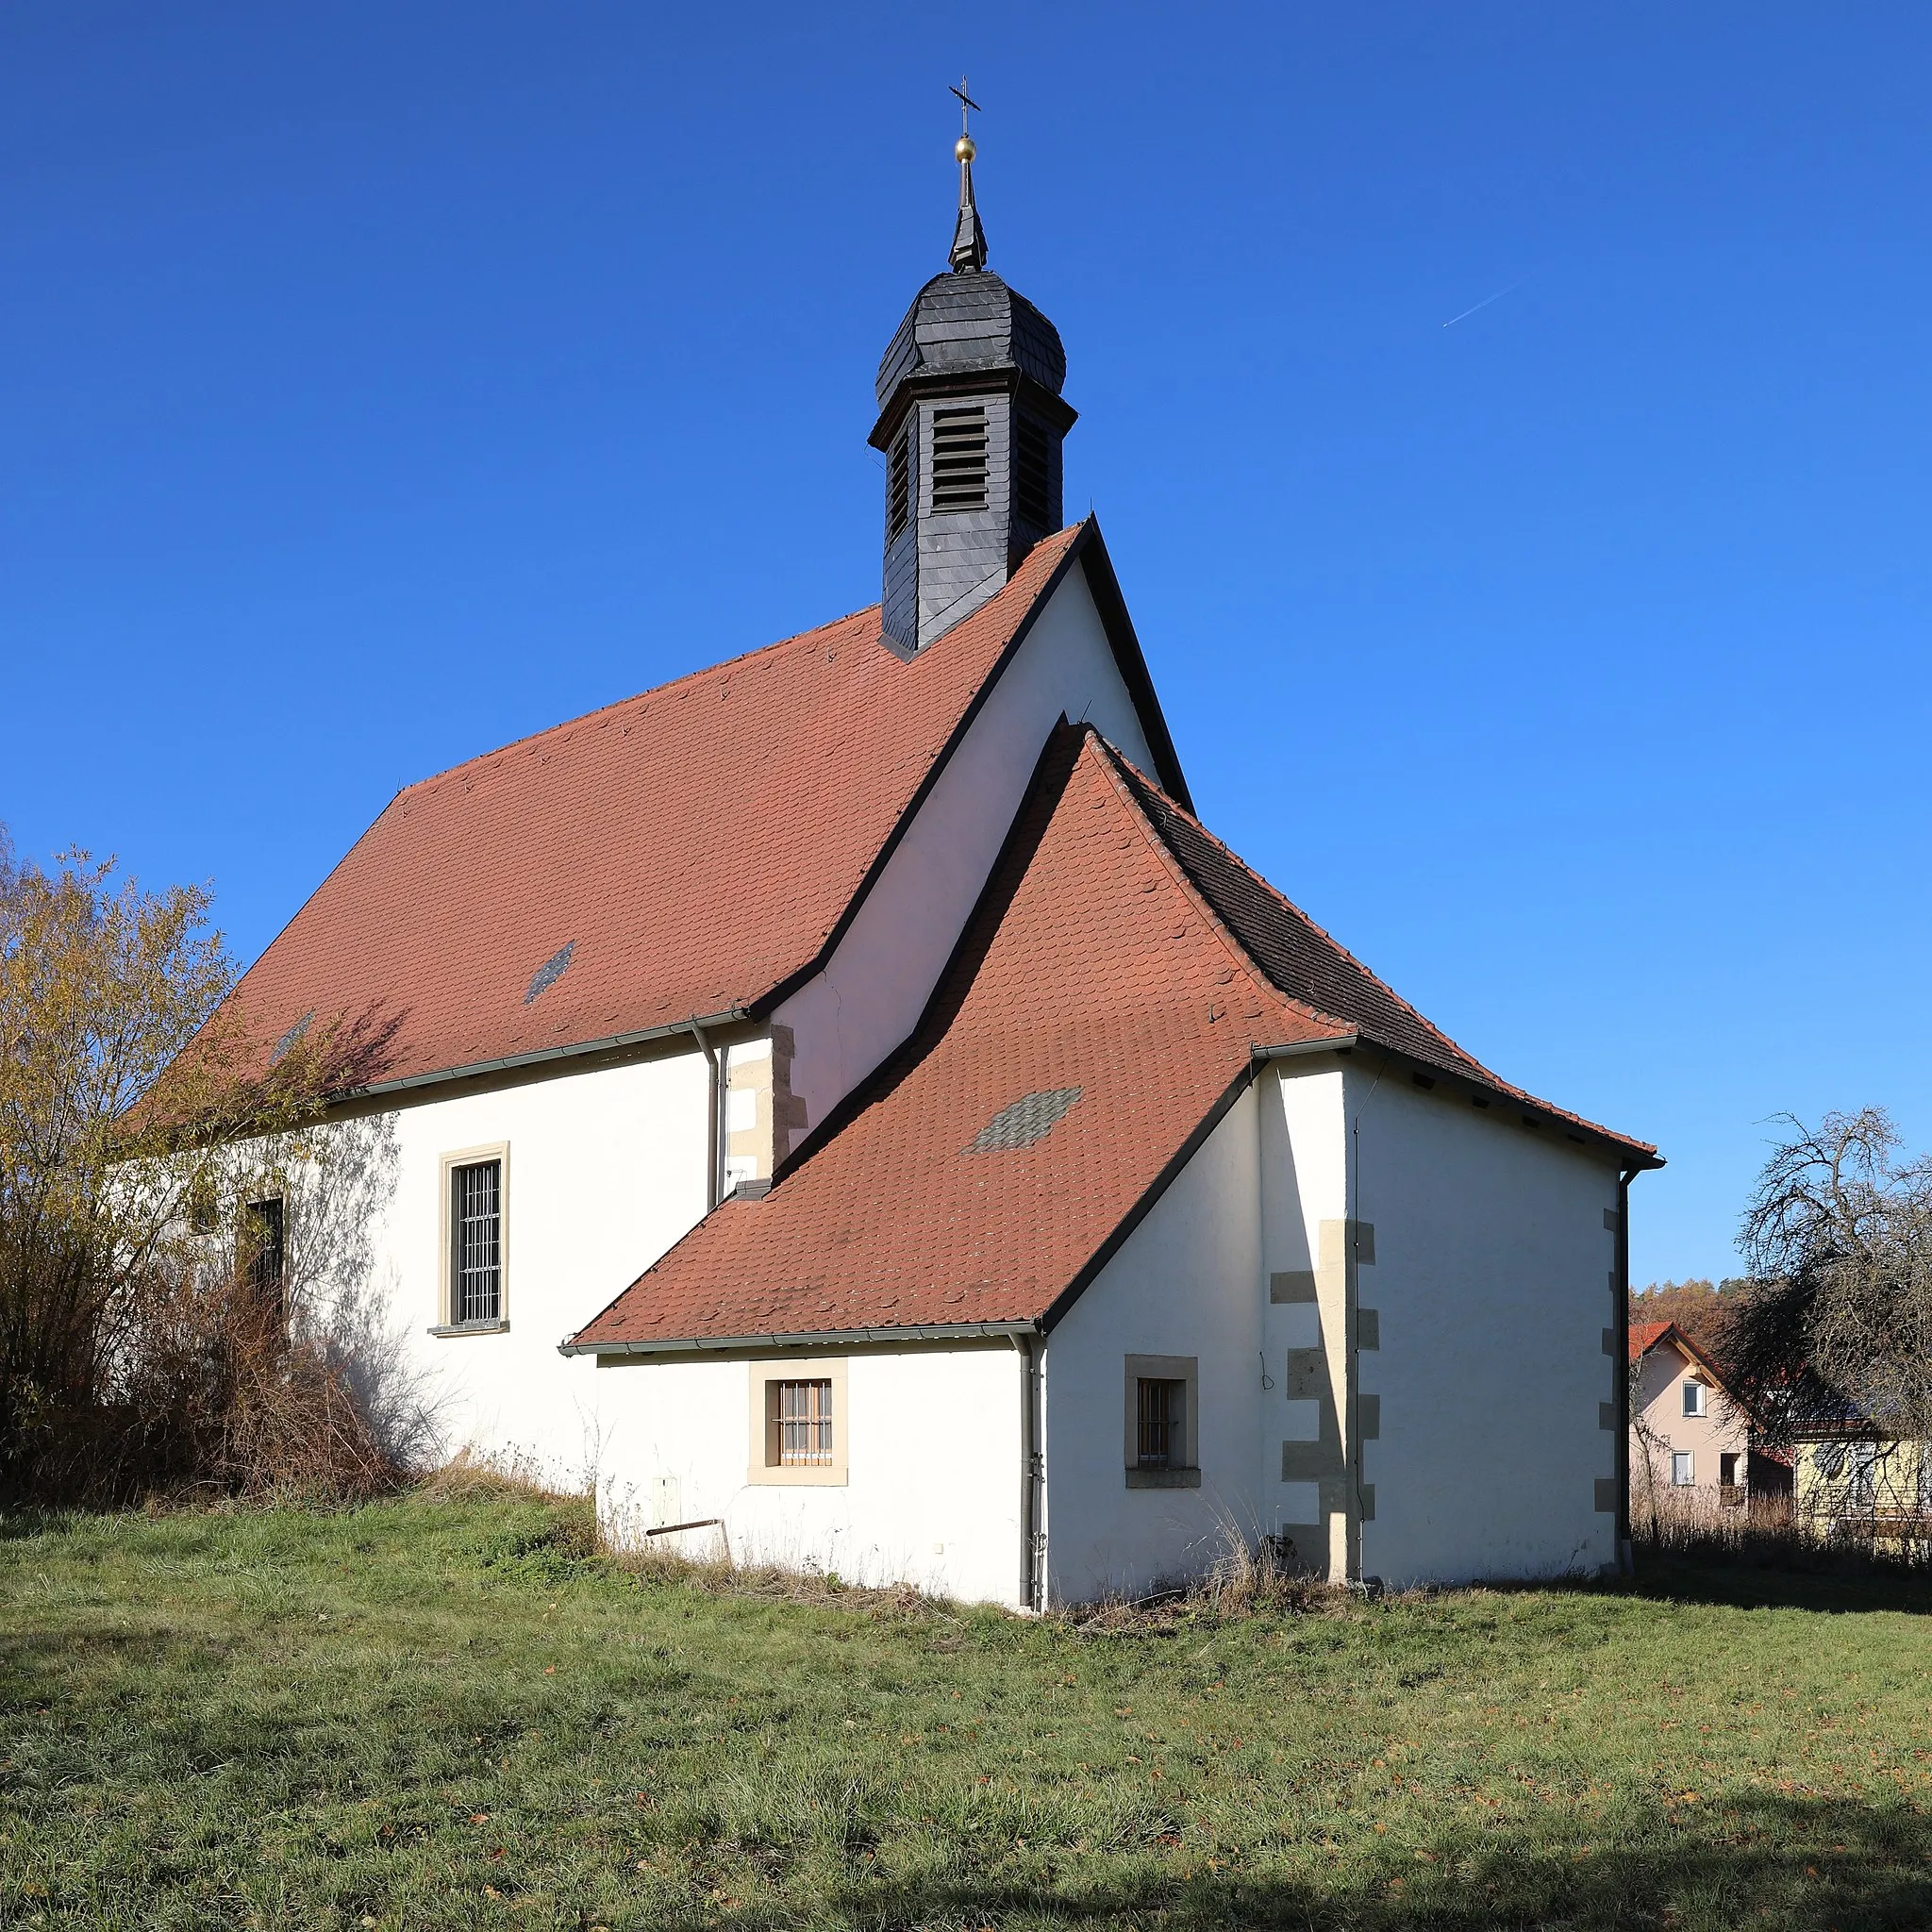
[872,89,1077,656]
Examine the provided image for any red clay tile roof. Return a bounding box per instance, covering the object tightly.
[570,724,1657,1353]
[218,526,1122,1088]
[1629,1319,1675,1362]
[1112,762,1657,1160]
[567,726,1363,1351]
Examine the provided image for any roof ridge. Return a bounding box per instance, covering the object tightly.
[395,605,883,804]
[1080,731,1357,1046]
[1101,743,1495,1079]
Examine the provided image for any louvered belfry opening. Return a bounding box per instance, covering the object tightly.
[929,405,989,511]
[1014,409,1053,530]
[886,427,912,542]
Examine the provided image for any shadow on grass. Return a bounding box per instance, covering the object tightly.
[1625,1554,1932,1617]
[808,1791,1932,1931]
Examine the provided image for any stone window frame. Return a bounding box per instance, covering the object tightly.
[430,1142,510,1338]
[747,1358,849,1487]
[1124,1353,1200,1489]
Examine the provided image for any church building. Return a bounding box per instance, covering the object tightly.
[219,125,1659,1607]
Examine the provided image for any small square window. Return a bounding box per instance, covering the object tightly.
[747,1360,847,1485]
[772,1378,833,1467]
[1671,1451,1694,1487]
[1682,1380,1707,1418]
[1124,1354,1200,1488]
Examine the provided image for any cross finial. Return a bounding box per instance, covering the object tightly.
[947,76,988,273]
[950,75,979,143]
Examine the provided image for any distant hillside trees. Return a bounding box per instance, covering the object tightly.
[1628,1275,1752,1353]
[0,830,421,1506]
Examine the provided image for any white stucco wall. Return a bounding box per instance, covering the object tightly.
[774,559,1162,1136]
[1341,1064,1623,1585]
[591,1342,1025,1607]
[342,1043,713,1483]
[1040,1085,1264,1607]
[1257,1060,1350,1544]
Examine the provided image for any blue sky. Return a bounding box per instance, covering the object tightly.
[5,5,1929,1287]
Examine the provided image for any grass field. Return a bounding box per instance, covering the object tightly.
[3,1492,1929,1929]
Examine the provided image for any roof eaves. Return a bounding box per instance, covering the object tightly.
[560,1320,1038,1359]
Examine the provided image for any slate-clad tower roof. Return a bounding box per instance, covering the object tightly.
[872,125,1076,656]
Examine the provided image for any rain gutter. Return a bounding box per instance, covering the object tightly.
[560,1321,1041,1359]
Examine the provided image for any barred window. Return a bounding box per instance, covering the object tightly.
[929,405,988,511]
[451,1158,502,1324]
[1137,1377,1185,1468]
[773,1378,833,1467]
[244,1195,285,1309]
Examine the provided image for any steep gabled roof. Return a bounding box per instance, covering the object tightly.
[1111,761,1658,1163]
[215,523,1183,1091]
[566,725,1351,1353]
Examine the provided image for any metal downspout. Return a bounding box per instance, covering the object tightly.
[689,1021,723,1212]
[1015,1332,1044,1612]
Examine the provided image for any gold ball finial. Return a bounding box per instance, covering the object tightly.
[955,133,976,163]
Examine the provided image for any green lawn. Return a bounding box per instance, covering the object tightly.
[3,1494,1929,1929]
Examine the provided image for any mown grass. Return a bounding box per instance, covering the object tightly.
[2,1494,1929,1929]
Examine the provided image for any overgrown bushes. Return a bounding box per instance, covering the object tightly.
[0,831,420,1507]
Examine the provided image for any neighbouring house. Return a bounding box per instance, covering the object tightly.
[1790,1413,1932,1547]
[206,135,1659,1606]
[1627,1320,1773,1524]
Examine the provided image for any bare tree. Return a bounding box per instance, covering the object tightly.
[1719,1108,1932,1452]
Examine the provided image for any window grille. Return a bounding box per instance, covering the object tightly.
[1015,411,1053,528]
[887,428,912,541]
[1137,1378,1184,1467]
[774,1378,833,1467]
[245,1196,285,1308]
[452,1159,502,1324]
[929,406,988,511]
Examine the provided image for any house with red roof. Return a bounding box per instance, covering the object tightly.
[216,133,1658,1604]
[1626,1321,1766,1527]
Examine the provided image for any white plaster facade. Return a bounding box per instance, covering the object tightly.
[585,1053,1629,1607]
[774,562,1158,1133]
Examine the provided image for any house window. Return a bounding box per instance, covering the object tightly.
[1124,1354,1200,1488]
[243,1195,285,1313]
[1682,1379,1707,1418]
[1719,1452,1740,1489]
[1671,1452,1694,1487]
[435,1145,509,1334]
[929,405,989,511]
[773,1378,833,1466]
[1846,1441,1878,1509]
[747,1359,848,1485]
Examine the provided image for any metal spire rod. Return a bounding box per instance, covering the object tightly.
[948,75,988,274]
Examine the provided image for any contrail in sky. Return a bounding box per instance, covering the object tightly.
[1442,281,1522,328]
